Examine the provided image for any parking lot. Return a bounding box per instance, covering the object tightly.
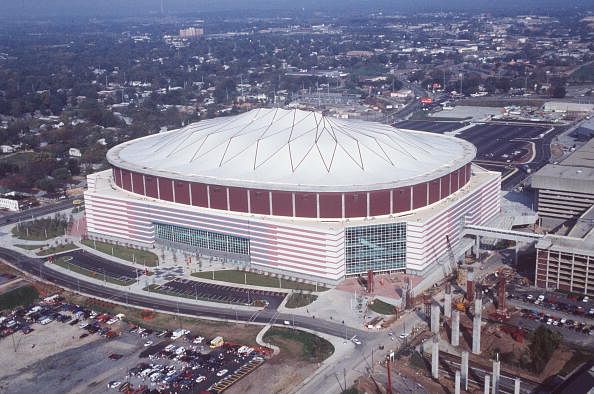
[54,250,142,283]
[0,295,269,394]
[122,335,267,393]
[505,289,594,345]
[151,278,286,309]
[395,120,467,134]
[458,123,548,164]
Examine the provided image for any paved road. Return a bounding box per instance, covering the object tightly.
[0,247,369,340]
[61,249,141,280]
[0,198,77,224]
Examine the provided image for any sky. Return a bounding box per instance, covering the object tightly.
[0,0,589,18]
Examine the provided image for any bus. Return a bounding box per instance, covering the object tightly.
[210,336,224,348]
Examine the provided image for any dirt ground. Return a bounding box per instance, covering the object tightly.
[0,319,144,394]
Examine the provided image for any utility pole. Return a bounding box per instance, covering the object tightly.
[386,360,393,394]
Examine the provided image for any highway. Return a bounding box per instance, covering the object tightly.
[1,197,77,224]
[0,247,369,340]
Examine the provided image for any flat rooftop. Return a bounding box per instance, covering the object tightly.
[532,137,594,193]
[560,138,594,168]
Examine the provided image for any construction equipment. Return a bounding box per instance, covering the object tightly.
[454,296,467,312]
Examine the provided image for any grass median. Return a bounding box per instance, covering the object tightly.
[285,293,318,309]
[82,239,158,267]
[36,243,79,256]
[15,244,48,250]
[53,256,135,286]
[264,327,334,363]
[192,270,328,292]
[368,299,396,315]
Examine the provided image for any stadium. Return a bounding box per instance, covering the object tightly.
[84,108,501,285]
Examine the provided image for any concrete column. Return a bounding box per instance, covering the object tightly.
[472,315,481,354]
[461,351,469,390]
[475,297,483,317]
[475,235,480,259]
[484,374,490,394]
[431,335,439,379]
[455,370,461,394]
[431,302,440,334]
[444,291,452,318]
[514,377,521,394]
[514,243,519,265]
[492,359,500,394]
[452,309,460,346]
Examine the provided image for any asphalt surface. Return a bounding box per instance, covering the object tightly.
[157,278,286,309]
[395,120,467,134]
[59,249,141,280]
[0,247,369,340]
[0,198,77,224]
[455,123,568,190]
[459,123,547,163]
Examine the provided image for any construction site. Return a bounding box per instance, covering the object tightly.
[348,257,594,394]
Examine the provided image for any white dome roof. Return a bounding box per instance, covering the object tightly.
[107,108,476,192]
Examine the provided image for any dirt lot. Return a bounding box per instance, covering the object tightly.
[0,320,143,394]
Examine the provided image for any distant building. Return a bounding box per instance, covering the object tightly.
[0,197,20,212]
[531,139,594,220]
[0,145,15,153]
[544,101,594,113]
[535,205,594,295]
[179,27,204,39]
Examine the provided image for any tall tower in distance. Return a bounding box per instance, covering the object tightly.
[160,0,165,15]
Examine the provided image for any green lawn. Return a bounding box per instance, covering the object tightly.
[82,239,158,267]
[191,270,328,292]
[53,256,135,286]
[264,327,334,362]
[15,244,48,250]
[285,292,318,309]
[36,243,78,256]
[12,217,68,240]
[368,299,396,315]
[0,285,39,311]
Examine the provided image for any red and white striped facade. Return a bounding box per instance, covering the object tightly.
[85,166,501,283]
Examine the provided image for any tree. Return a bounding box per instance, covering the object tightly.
[529,325,561,372]
[51,167,70,181]
[35,177,58,193]
[549,84,566,98]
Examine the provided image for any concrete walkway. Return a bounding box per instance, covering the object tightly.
[255,324,280,356]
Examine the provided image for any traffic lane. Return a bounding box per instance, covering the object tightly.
[60,249,141,279]
[0,198,76,224]
[0,247,369,340]
[395,120,465,134]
